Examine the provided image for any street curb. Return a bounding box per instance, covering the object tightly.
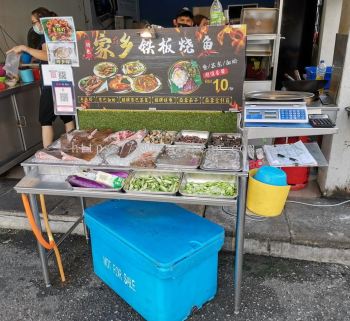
[1,210,350,266]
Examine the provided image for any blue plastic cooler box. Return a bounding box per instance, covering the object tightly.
[85,200,224,321]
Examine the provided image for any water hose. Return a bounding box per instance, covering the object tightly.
[39,194,66,283]
[21,194,66,282]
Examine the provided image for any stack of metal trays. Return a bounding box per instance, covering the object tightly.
[179,173,238,199]
[156,145,204,169]
[201,147,242,171]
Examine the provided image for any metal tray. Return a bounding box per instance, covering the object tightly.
[200,148,242,172]
[156,145,204,169]
[209,133,242,148]
[142,130,177,145]
[179,172,238,199]
[245,91,315,101]
[174,130,209,146]
[123,170,182,195]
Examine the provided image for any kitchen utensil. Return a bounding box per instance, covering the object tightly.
[284,73,295,81]
[294,70,302,81]
[245,91,314,101]
[282,80,328,94]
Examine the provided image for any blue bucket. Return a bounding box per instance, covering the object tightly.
[254,166,287,186]
[19,69,34,83]
[21,52,32,64]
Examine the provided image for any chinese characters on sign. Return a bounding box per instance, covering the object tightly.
[74,25,246,111]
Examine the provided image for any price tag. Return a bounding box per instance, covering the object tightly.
[52,81,76,115]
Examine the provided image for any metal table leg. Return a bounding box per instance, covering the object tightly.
[80,197,89,242]
[29,194,51,287]
[234,175,248,314]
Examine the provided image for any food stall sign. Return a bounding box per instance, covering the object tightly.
[40,16,79,67]
[74,25,246,111]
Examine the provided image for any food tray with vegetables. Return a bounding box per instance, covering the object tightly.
[179,173,238,199]
[123,171,182,195]
[156,145,204,169]
[201,148,242,171]
[209,133,242,148]
[142,130,177,145]
[174,130,209,146]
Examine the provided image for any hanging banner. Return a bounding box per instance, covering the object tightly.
[74,25,246,111]
[40,16,79,67]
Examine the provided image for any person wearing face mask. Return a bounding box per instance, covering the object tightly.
[173,8,194,27]
[7,7,75,148]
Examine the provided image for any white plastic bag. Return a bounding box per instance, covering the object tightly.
[3,52,20,77]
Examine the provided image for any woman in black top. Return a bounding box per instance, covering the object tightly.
[7,7,75,148]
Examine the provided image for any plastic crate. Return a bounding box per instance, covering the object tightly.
[85,200,224,321]
[305,66,333,89]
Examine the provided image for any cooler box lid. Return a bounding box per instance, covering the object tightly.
[85,200,224,269]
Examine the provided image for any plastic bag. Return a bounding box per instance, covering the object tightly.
[3,52,20,77]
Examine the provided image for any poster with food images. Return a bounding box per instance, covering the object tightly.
[40,16,79,67]
[74,25,246,111]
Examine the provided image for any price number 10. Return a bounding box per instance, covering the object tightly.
[213,79,229,93]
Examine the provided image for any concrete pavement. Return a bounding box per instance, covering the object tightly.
[0,228,349,321]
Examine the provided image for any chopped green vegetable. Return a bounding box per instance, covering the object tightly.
[128,175,180,193]
[184,181,236,197]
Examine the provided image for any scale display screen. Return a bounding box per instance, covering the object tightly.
[244,103,309,123]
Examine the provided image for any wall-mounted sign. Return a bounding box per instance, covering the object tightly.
[74,25,246,111]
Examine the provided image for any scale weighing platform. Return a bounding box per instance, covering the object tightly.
[244,101,310,128]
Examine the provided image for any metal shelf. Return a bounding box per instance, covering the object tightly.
[246,126,338,140]
[14,177,237,207]
[247,34,278,41]
[21,158,248,177]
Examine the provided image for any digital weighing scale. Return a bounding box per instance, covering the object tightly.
[244,101,309,124]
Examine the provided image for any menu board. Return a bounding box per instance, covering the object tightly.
[74,25,246,111]
[41,16,79,66]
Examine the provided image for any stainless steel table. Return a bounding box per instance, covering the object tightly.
[15,160,248,314]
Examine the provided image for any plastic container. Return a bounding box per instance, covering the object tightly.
[85,200,224,321]
[19,69,34,83]
[241,8,278,34]
[247,169,290,217]
[305,66,332,89]
[21,52,32,64]
[32,68,41,81]
[254,166,287,186]
[274,136,310,190]
[210,0,224,26]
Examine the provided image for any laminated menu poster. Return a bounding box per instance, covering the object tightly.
[40,16,79,67]
[74,25,246,111]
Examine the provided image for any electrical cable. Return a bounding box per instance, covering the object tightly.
[0,25,19,45]
[221,199,350,222]
[1,29,10,50]
[286,199,350,207]
[221,206,268,221]
[39,195,66,283]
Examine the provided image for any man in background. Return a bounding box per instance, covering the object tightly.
[173,7,194,27]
